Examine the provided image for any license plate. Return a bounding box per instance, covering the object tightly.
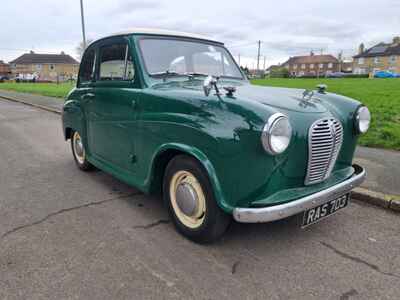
[301,193,349,227]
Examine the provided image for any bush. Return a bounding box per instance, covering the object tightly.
[343,74,369,78]
[270,67,289,78]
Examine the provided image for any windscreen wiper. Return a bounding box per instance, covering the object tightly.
[152,70,182,77]
[184,72,209,77]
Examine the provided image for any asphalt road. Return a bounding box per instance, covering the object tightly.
[0,99,399,300]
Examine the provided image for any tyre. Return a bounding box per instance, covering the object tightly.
[163,155,231,243]
[71,130,93,171]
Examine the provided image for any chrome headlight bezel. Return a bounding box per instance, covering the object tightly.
[355,105,371,134]
[261,113,292,155]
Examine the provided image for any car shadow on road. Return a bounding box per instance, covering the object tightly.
[83,168,321,250]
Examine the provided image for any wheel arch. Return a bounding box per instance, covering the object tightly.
[148,143,233,213]
[62,99,85,141]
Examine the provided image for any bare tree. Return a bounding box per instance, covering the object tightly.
[76,39,93,61]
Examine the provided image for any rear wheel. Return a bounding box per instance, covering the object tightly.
[71,131,93,171]
[163,155,230,243]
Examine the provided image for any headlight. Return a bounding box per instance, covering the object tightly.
[355,106,371,134]
[261,113,292,155]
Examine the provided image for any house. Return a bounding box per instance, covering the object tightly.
[340,62,353,73]
[9,51,79,82]
[0,60,11,77]
[353,36,400,75]
[283,52,340,77]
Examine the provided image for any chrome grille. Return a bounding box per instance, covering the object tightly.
[305,118,343,185]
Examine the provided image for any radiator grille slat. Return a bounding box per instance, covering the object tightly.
[305,118,343,185]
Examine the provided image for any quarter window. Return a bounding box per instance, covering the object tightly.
[99,43,134,81]
[79,48,96,83]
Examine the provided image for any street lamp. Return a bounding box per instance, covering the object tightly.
[80,0,87,50]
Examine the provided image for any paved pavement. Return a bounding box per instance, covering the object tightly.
[0,89,63,112]
[354,147,400,196]
[0,98,400,299]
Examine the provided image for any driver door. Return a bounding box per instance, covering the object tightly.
[88,36,139,172]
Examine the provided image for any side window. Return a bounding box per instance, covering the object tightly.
[79,49,95,83]
[99,43,134,81]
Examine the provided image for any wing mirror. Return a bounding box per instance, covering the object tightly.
[203,75,220,96]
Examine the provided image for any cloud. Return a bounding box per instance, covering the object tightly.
[109,0,161,16]
[1,0,399,66]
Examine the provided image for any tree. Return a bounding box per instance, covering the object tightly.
[75,39,93,61]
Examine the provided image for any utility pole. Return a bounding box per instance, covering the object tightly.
[80,0,87,50]
[257,40,261,74]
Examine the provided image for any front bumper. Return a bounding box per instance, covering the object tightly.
[233,164,366,223]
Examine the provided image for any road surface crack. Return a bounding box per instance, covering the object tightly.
[1,193,138,241]
[231,261,240,274]
[320,241,400,279]
[133,219,170,229]
[340,289,358,300]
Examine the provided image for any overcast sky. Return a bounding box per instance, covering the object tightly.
[1,0,399,68]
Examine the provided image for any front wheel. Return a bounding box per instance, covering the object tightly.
[163,155,231,243]
[71,131,93,171]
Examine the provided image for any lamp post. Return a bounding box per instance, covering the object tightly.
[80,0,87,50]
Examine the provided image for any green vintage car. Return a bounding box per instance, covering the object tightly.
[62,29,370,243]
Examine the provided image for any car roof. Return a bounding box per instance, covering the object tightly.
[90,28,223,46]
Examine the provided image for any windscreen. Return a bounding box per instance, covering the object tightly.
[139,38,243,79]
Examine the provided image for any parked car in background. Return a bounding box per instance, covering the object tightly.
[62,29,369,243]
[0,75,10,82]
[374,71,399,78]
[326,72,346,78]
[15,73,38,82]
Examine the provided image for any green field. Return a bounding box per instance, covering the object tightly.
[0,78,399,150]
[0,82,73,98]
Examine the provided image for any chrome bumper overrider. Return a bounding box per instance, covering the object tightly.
[233,164,366,223]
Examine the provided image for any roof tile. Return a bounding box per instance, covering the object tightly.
[9,53,78,65]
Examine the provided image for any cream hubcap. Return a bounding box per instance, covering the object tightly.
[72,131,85,164]
[170,170,206,228]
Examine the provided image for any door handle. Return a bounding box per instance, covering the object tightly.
[131,99,137,110]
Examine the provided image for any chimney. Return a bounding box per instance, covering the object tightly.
[30,50,34,54]
[310,50,314,56]
[61,51,65,55]
[393,36,400,45]
[358,43,365,55]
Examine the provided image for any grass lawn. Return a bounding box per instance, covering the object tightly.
[0,82,74,99]
[252,78,400,150]
[0,78,399,150]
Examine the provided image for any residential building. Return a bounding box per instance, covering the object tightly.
[9,51,79,81]
[283,52,340,77]
[0,60,11,77]
[353,36,400,74]
[340,61,353,73]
